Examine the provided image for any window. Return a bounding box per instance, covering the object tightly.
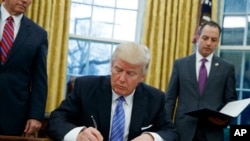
[220,0,250,125]
[67,0,145,78]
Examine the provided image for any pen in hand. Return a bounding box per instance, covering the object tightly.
[91,115,98,129]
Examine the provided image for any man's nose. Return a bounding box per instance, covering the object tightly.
[119,72,127,82]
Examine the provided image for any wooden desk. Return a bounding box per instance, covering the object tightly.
[0,135,52,141]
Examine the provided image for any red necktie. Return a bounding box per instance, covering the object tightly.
[199,58,207,94]
[0,16,14,64]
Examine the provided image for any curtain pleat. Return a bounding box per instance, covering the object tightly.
[142,0,217,92]
[212,0,218,21]
[26,0,71,112]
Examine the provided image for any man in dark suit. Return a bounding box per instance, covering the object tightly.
[165,21,237,141]
[0,0,48,136]
[47,42,179,141]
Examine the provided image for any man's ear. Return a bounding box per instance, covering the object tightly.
[140,75,146,82]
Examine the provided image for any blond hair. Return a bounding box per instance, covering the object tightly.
[111,42,150,75]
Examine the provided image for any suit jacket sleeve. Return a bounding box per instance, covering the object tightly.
[29,22,48,121]
[46,76,102,141]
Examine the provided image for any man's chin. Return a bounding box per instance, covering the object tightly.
[16,6,26,13]
[113,88,127,96]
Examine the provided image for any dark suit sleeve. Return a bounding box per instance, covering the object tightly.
[224,63,237,103]
[156,93,180,141]
[46,77,91,141]
[46,98,81,141]
[29,27,48,121]
[46,91,79,140]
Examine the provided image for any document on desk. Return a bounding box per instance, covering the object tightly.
[185,98,250,119]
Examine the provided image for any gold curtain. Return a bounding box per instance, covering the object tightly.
[142,0,217,92]
[26,0,71,112]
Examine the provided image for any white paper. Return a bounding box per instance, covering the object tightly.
[219,98,250,117]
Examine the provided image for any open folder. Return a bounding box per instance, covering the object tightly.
[185,98,250,119]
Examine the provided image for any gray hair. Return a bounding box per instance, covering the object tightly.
[111,42,150,75]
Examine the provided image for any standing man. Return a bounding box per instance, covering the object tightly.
[0,0,48,136]
[47,42,179,141]
[165,21,237,141]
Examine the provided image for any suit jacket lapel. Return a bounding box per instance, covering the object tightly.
[97,78,112,140]
[188,54,199,92]
[128,85,147,140]
[206,56,220,87]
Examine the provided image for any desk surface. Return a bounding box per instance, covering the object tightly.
[0,135,52,141]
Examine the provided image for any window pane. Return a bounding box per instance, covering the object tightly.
[88,42,114,75]
[221,16,245,45]
[224,0,247,13]
[241,91,250,124]
[247,16,250,45]
[94,0,116,7]
[114,9,137,40]
[67,39,90,75]
[243,54,250,89]
[91,7,115,38]
[91,21,113,38]
[92,6,114,23]
[117,0,138,9]
[72,0,93,4]
[248,0,250,13]
[70,3,91,35]
[220,51,243,88]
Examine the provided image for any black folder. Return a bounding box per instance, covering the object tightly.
[185,98,250,119]
[185,108,233,119]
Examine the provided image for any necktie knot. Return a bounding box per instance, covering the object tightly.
[201,58,207,64]
[7,16,13,22]
[117,96,125,103]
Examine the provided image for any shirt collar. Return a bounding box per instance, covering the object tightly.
[112,89,135,106]
[196,50,213,63]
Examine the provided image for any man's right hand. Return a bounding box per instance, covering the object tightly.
[208,116,232,126]
[77,127,103,141]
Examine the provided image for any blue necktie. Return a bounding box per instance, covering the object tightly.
[199,58,207,94]
[110,96,125,141]
[0,16,14,64]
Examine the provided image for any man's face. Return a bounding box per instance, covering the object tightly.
[197,25,220,57]
[3,0,32,15]
[111,59,145,96]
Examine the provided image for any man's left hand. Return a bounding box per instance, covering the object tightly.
[24,119,42,135]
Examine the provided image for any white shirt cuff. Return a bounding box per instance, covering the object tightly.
[63,127,85,141]
[148,132,165,141]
